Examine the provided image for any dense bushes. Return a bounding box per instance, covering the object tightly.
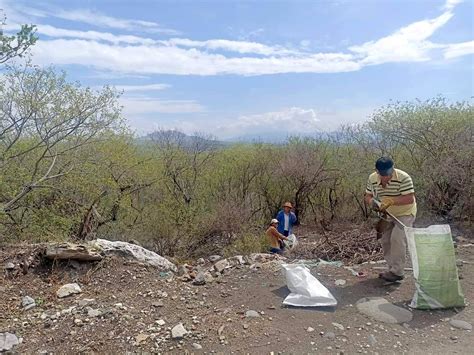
[0,66,472,256]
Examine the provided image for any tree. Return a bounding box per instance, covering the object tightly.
[0,14,37,64]
[0,64,123,221]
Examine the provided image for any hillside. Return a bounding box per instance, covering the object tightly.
[1,227,473,354]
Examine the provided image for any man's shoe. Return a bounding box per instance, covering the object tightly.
[378,271,404,282]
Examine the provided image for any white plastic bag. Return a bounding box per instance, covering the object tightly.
[284,234,298,249]
[281,264,337,307]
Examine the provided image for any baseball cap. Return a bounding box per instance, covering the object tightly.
[375,157,394,176]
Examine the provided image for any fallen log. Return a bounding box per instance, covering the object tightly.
[45,243,103,261]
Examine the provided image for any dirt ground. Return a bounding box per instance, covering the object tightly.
[1,230,473,354]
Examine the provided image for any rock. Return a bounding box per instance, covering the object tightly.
[450,335,458,341]
[449,319,472,330]
[368,334,377,345]
[57,283,82,298]
[178,264,191,276]
[74,319,83,327]
[193,272,207,286]
[156,319,166,326]
[192,343,203,350]
[356,297,413,324]
[87,309,101,318]
[243,324,249,329]
[22,296,36,311]
[136,333,149,343]
[4,262,15,270]
[245,310,260,318]
[332,322,345,330]
[0,333,20,352]
[324,332,336,340]
[209,255,222,262]
[307,327,315,332]
[214,259,230,273]
[335,279,346,286]
[218,325,225,336]
[197,258,206,265]
[77,298,95,307]
[229,255,246,266]
[91,239,177,272]
[152,301,164,308]
[203,272,214,283]
[171,323,188,339]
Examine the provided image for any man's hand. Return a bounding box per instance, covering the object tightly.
[369,197,381,210]
[380,197,395,211]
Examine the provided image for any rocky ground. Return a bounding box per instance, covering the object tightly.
[1,228,473,354]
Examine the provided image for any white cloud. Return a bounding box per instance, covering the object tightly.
[216,107,320,138]
[1,1,179,35]
[51,9,179,35]
[443,0,463,11]
[120,97,205,115]
[35,24,157,45]
[164,38,296,56]
[114,84,171,92]
[443,40,474,59]
[349,12,452,65]
[31,39,360,75]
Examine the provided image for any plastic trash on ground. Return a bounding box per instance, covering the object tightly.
[284,234,298,249]
[281,264,337,307]
[405,224,465,309]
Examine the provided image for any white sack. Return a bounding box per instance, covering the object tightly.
[284,234,298,249]
[281,264,337,307]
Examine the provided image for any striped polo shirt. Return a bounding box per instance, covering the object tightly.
[365,168,417,217]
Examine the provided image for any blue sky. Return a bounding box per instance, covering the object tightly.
[2,0,473,139]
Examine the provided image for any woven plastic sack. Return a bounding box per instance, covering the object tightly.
[281,264,337,307]
[405,224,465,309]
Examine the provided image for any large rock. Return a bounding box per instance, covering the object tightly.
[22,296,36,311]
[171,323,188,339]
[0,333,20,352]
[356,297,413,324]
[57,283,82,298]
[249,253,283,263]
[450,319,472,330]
[214,259,230,273]
[91,239,177,272]
[209,255,222,262]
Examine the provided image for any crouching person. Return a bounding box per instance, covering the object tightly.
[266,218,288,255]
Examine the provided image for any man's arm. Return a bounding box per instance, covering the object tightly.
[271,228,287,241]
[392,193,414,205]
[290,212,297,223]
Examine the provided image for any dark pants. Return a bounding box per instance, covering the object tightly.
[270,247,283,255]
[283,230,289,237]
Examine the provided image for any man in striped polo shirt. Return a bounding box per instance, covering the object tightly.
[365,157,416,282]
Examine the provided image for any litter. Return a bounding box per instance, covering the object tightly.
[281,264,337,307]
[284,234,298,249]
[405,224,465,309]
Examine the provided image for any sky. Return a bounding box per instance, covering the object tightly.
[2,0,473,140]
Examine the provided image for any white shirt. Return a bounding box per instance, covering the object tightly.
[284,214,289,231]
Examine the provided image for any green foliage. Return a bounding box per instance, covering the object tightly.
[0,16,37,64]
[224,233,268,256]
[0,79,471,256]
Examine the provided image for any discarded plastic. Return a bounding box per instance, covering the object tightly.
[284,234,298,249]
[281,264,337,307]
[405,225,465,309]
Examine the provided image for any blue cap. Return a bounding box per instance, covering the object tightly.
[375,157,394,176]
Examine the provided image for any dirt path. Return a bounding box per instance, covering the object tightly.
[1,240,473,354]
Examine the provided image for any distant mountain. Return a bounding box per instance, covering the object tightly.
[137,130,228,149]
[225,131,344,144]
[137,130,345,148]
